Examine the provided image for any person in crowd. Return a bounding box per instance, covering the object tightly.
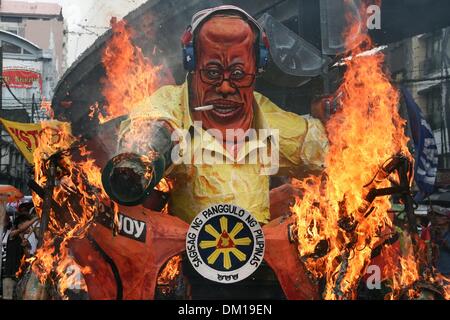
[0,213,12,299]
[427,205,450,277]
[2,213,38,300]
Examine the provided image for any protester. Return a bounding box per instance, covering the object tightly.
[427,205,450,277]
[21,205,39,256]
[0,213,12,299]
[2,213,39,300]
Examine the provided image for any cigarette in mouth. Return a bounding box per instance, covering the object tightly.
[194,105,214,111]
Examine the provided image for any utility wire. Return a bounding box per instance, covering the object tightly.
[75,23,109,30]
[76,24,101,37]
[0,78,45,124]
[0,77,27,106]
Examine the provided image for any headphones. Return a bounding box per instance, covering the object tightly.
[181,5,270,74]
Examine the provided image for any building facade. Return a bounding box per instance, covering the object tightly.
[0,1,66,193]
[385,27,450,174]
[0,0,65,104]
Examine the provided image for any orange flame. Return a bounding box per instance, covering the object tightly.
[157,255,182,285]
[156,178,173,193]
[98,18,174,123]
[40,99,54,119]
[155,178,173,214]
[30,121,108,298]
[292,2,413,299]
[381,235,421,299]
[436,274,450,300]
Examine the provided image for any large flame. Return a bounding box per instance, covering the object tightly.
[293,1,450,300]
[95,18,174,123]
[292,3,417,299]
[98,18,175,199]
[157,255,182,286]
[30,121,103,298]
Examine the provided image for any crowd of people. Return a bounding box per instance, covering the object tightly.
[421,205,450,278]
[1,201,39,300]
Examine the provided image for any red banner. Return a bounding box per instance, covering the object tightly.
[2,69,42,92]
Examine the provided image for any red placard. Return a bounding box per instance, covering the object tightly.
[2,69,42,92]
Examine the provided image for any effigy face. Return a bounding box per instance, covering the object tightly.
[190,16,256,140]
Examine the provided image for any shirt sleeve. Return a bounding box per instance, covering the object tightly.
[256,93,329,177]
[298,117,329,172]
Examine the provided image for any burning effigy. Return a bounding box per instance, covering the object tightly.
[16,2,450,300]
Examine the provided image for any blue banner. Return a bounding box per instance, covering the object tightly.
[401,87,438,199]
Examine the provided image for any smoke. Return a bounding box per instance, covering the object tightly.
[45,0,148,67]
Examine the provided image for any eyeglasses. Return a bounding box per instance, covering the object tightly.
[199,67,256,88]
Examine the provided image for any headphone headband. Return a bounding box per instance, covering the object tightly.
[181,5,269,73]
[190,5,266,41]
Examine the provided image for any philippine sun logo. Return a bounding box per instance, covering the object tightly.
[186,204,265,283]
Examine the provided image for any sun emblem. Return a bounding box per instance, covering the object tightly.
[186,204,265,283]
[199,216,252,270]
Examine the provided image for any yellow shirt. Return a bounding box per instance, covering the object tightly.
[119,81,328,224]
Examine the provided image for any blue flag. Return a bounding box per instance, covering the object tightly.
[401,87,438,199]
